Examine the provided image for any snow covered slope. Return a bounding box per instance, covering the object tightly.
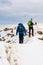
[18,36,43,65]
[0,24,43,65]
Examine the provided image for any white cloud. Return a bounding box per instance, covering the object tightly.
[0,0,43,15]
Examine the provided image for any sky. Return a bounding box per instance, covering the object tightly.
[0,0,43,24]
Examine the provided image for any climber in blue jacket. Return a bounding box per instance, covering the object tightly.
[16,23,26,43]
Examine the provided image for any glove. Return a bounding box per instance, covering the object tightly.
[35,22,37,25]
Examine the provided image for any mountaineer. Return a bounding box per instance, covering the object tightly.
[27,18,34,37]
[16,23,26,43]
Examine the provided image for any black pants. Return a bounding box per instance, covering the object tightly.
[19,33,24,43]
[29,27,34,37]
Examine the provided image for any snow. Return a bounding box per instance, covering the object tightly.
[0,24,43,65]
[18,36,43,65]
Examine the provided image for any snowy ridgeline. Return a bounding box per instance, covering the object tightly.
[0,24,43,65]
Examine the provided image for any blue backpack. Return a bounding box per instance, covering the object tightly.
[19,25,24,32]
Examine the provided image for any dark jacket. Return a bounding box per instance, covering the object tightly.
[16,23,26,35]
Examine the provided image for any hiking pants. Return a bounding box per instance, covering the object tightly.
[29,27,34,37]
[19,33,24,43]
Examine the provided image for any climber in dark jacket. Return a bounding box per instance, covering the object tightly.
[16,23,26,43]
[27,18,34,37]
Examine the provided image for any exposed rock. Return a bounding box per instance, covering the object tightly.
[0,37,5,41]
[4,28,10,31]
[11,29,13,33]
[7,33,14,37]
[0,38,2,41]
[38,37,43,40]
[2,37,5,41]
[11,34,14,37]
[37,31,43,35]
[7,33,11,36]
[6,40,11,43]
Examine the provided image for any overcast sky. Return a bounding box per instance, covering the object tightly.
[0,0,43,23]
[0,0,43,15]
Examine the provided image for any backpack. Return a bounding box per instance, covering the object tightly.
[19,25,24,32]
[27,20,32,26]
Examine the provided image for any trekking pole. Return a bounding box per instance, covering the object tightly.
[35,22,39,34]
[36,23,39,31]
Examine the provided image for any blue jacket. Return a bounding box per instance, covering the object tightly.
[16,23,26,35]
